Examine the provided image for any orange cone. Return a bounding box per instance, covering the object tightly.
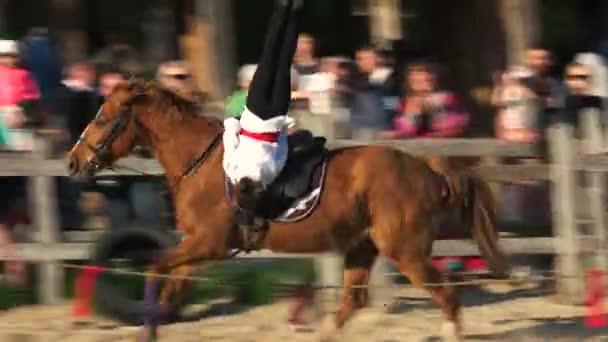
[72,266,104,318]
[585,269,606,328]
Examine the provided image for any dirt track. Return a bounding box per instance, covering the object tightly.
[0,284,606,342]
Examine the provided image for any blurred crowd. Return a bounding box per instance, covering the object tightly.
[227,35,607,146]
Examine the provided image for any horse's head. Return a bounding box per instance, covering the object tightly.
[67,80,148,177]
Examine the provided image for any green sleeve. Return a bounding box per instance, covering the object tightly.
[225,91,248,118]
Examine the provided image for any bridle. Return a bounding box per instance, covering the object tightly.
[78,94,223,191]
[81,103,135,172]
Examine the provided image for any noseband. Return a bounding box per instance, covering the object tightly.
[79,101,138,171]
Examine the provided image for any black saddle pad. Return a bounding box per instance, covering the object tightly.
[268,130,327,198]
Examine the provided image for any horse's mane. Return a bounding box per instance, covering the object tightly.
[126,78,222,127]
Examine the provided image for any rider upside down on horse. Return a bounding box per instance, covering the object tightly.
[222,0,302,233]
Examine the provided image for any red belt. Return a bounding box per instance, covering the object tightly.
[240,129,280,143]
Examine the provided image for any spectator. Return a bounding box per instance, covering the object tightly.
[56,61,101,146]
[224,64,297,134]
[325,57,355,138]
[560,62,604,133]
[225,64,256,118]
[293,33,321,87]
[381,61,469,139]
[322,57,353,108]
[54,61,100,231]
[19,27,63,114]
[492,66,540,143]
[574,53,608,100]
[521,46,564,129]
[349,46,392,141]
[0,40,42,151]
[374,49,401,122]
[156,60,206,104]
[98,69,126,99]
[0,39,43,287]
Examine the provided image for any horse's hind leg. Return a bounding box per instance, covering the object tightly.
[320,238,377,341]
[396,252,462,341]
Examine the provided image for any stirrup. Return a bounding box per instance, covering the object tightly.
[241,218,266,253]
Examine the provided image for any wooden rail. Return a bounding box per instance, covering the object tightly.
[3,109,608,305]
[3,237,599,262]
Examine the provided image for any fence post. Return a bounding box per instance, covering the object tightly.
[29,136,64,304]
[314,254,342,314]
[369,257,392,307]
[580,108,608,272]
[548,124,582,303]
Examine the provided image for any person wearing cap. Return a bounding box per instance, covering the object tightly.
[225,64,257,118]
[0,39,40,287]
[225,64,300,119]
[492,66,540,143]
[0,39,41,150]
[156,60,206,103]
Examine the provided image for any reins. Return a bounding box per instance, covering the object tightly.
[109,131,223,193]
[109,129,224,192]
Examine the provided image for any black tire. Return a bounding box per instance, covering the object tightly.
[92,227,179,325]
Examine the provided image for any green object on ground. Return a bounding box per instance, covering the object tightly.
[0,258,317,311]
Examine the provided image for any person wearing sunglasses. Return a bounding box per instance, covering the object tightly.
[156,60,201,102]
[562,62,604,132]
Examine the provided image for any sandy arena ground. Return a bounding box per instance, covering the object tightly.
[0,284,607,342]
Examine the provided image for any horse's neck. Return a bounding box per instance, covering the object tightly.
[142,114,222,184]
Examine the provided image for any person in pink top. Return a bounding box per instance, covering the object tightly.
[0,39,41,149]
[381,62,469,139]
[0,40,41,288]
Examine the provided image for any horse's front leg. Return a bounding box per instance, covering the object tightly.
[158,264,196,308]
[320,239,377,342]
[139,234,228,342]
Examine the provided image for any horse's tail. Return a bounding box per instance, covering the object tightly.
[464,174,510,277]
[424,157,510,277]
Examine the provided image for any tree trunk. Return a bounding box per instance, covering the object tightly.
[368,0,402,50]
[500,0,540,66]
[190,0,236,100]
[142,0,178,69]
[49,0,87,64]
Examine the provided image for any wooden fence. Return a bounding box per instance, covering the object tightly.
[1,109,608,306]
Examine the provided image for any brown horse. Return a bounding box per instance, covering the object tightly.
[67,80,508,341]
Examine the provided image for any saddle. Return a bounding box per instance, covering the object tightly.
[226,129,328,252]
[255,130,328,219]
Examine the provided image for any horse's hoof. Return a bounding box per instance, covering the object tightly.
[318,315,339,342]
[440,321,463,342]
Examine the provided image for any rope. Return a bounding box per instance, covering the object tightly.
[55,262,572,290]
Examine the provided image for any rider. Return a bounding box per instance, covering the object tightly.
[223,0,302,217]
